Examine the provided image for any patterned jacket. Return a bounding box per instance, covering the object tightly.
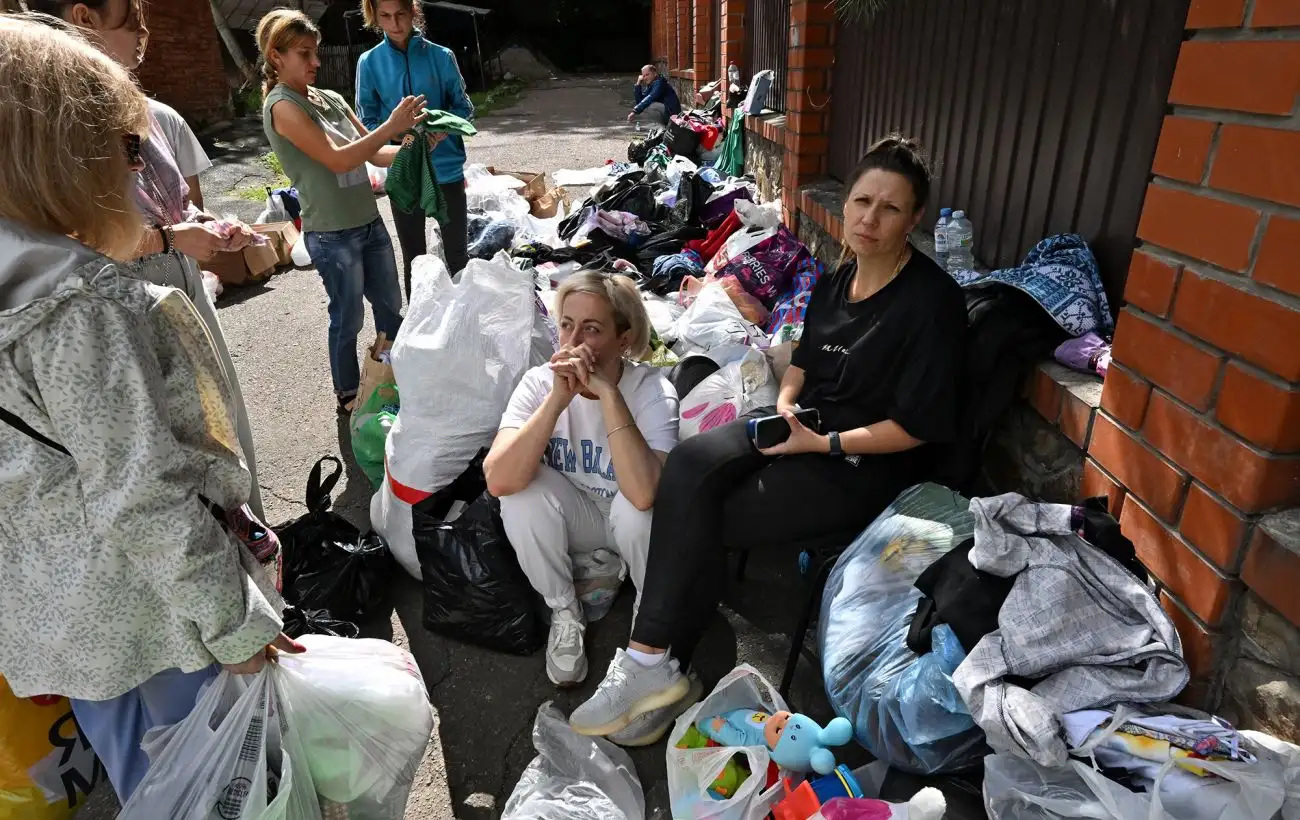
[0,221,281,701]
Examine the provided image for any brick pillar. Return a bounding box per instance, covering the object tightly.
[719,0,746,116]
[135,0,230,125]
[1083,5,1300,737]
[693,0,716,84]
[676,0,692,69]
[780,0,836,227]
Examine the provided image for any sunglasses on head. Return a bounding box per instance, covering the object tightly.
[122,133,142,166]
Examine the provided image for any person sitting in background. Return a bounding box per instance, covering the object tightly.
[627,64,681,127]
[484,273,687,737]
[569,136,968,745]
[0,16,300,804]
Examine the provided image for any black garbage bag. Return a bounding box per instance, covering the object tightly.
[415,490,545,655]
[275,455,394,619]
[281,605,360,640]
[627,128,665,163]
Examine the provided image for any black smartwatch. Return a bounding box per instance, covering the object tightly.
[828,431,844,458]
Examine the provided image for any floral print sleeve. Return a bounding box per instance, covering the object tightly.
[28,285,281,668]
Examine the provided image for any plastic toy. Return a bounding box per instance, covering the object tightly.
[676,724,752,800]
[698,709,854,774]
[769,765,863,820]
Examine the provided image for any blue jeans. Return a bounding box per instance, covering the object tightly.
[70,665,220,803]
[305,218,404,398]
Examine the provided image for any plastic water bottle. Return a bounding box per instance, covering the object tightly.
[934,207,952,269]
[946,210,975,272]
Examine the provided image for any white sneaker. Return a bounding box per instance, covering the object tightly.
[546,606,587,687]
[607,672,704,747]
[569,648,689,736]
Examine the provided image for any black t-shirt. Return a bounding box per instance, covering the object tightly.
[791,250,967,464]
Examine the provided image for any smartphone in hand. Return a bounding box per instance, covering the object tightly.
[748,408,821,450]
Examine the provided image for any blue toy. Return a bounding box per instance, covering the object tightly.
[697,709,855,775]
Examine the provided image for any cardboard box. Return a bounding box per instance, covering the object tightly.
[531,186,566,218]
[206,250,252,287]
[209,225,293,287]
[243,241,279,279]
[252,221,301,267]
[487,167,548,202]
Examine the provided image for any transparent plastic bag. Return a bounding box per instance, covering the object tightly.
[667,665,790,820]
[121,670,322,819]
[983,746,1289,820]
[571,547,626,622]
[818,483,985,775]
[502,702,644,820]
[273,636,434,815]
[672,282,764,356]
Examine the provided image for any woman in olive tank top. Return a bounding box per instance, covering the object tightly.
[256,9,426,412]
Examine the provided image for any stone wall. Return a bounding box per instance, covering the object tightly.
[744,116,786,204]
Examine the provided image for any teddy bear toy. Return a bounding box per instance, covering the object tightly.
[698,709,855,775]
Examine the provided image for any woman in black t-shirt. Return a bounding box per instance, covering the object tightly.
[569,136,967,745]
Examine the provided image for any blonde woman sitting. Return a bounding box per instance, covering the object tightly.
[485,272,679,704]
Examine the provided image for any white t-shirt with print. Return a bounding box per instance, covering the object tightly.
[500,360,680,501]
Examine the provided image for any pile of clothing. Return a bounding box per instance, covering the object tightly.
[498,155,826,431]
[819,487,1300,819]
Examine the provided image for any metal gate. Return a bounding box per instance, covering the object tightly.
[827,0,1189,303]
[747,0,789,112]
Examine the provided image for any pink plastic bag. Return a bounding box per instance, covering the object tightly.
[717,225,810,308]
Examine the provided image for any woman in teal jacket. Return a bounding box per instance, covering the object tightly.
[357,0,475,298]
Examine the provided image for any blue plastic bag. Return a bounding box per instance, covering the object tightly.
[818,483,987,774]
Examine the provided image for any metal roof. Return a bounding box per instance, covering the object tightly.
[213,0,329,31]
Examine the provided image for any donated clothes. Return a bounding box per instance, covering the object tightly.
[952,493,1189,768]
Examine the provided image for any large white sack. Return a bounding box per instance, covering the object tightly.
[377,251,554,578]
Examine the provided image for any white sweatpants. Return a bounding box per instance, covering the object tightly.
[498,466,652,613]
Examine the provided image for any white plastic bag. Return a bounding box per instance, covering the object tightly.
[679,348,776,439]
[366,162,388,194]
[1242,730,1300,820]
[502,702,645,820]
[667,665,791,820]
[255,191,291,225]
[672,282,764,355]
[291,233,312,267]
[202,269,223,304]
[377,251,554,578]
[121,636,433,820]
[735,200,782,230]
[983,745,1289,820]
[705,225,779,275]
[644,293,686,343]
[121,671,322,819]
[274,635,433,814]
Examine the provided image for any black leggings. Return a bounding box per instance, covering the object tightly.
[391,180,469,301]
[631,409,916,667]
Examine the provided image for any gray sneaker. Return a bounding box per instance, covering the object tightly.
[607,672,704,747]
[545,606,588,687]
[569,648,689,737]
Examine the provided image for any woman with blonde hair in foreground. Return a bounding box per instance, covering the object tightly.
[485,271,683,724]
[0,16,300,803]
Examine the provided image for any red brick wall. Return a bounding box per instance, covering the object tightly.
[137,0,231,126]
[1084,3,1300,715]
